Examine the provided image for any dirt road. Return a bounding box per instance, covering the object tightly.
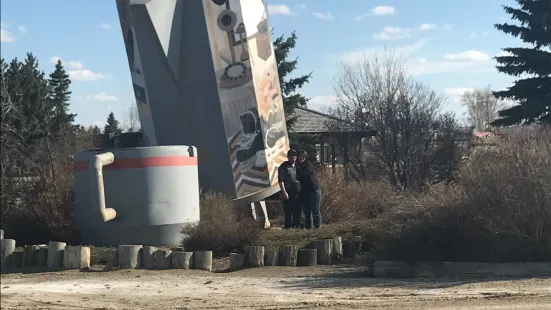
[1,265,550,309]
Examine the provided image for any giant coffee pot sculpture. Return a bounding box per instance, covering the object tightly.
[115,0,289,223]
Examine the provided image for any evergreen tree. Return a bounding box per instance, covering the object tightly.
[104,112,123,135]
[2,53,52,172]
[48,60,76,132]
[274,32,318,160]
[491,0,551,126]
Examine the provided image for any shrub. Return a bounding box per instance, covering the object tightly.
[318,168,398,223]
[181,192,261,256]
[374,127,551,262]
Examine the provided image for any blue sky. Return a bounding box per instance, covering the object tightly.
[1,0,518,127]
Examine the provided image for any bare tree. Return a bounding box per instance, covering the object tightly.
[124,102,142,132]
[331,51,469,190]
[461,86,506,131]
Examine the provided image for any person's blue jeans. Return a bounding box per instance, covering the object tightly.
[301,189,322,229]
[312,189,322,228]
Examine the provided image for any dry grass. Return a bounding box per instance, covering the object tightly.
[181,192,261,256]
[180,128,550,262]
[318,169,399,223]
[375,127,551,262]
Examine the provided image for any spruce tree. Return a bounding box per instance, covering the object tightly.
[104,112,123,136]
[491,0,551,126]
[48,59,76,132]
[274,32,318,160]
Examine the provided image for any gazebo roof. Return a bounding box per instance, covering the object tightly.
[291,107,374,135]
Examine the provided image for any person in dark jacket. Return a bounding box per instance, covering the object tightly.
[277,149,302,229]
[297,150,322,229]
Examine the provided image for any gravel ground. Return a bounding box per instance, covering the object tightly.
[1,265,550,310]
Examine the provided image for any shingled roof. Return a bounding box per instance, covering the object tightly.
[292,107,372,134]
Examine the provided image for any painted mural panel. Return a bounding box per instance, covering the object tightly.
[241,0,289,186]
[115,0,158,145]
[202,0,289,197]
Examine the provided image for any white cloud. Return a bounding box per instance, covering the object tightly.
[470,31,489,38]
[92,121,106,128]
[443,24,453,30]
[445,87,475,97]
[267,4,292,16]
[312,12,334,20]
[99,23,114,29]
[17,25,27,33]
[0,28,15,43]
[339,39,429,63]
[373,23,439,40]
[371,6,396,16]
[354,15,364,21]
[298,4,306,9]
[308,95,338,112]
[1,22,15,43]
[418,23,438,31]
[408,51,495,76]
[495,50,513,57]
[69,70,107,81]
[444,50,491,62]
[416,57,428,64]
[49,56,108,81]
[86,92,118,102]
[373,26,414,40]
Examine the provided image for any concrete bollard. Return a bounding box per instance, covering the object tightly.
[1,239,16,273]
[142,246,156,269]
[332,236,343,261]
[118,245,142,269]
[47,241,66,268]
[154,249,172,269]
[63,246,91,269]
[193,251,212,272]
[9,251,24,269]
[264,250,278,266]
[279,245,298,267]
[311,239,333,265]
[246,246,264,268]
[102,248,119,271]
[229,253,245,271]
[35,246,48,267]
[0,229,3,239]
[171,251,193,269]
[23,245,42,268]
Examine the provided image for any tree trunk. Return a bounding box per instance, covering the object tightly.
[229,253,245,271]
[312,239,333,265]
[298,249,317,266]
[193,251,212,272]
[154,249,172,269]
[47,241,66,268]
[279,245,298,267]
[246,246,264,268]
[171,251,193,269]
[264,250,278,266]
[332,236,343,261]
[118,245,142,269]
[142,246,156,269]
